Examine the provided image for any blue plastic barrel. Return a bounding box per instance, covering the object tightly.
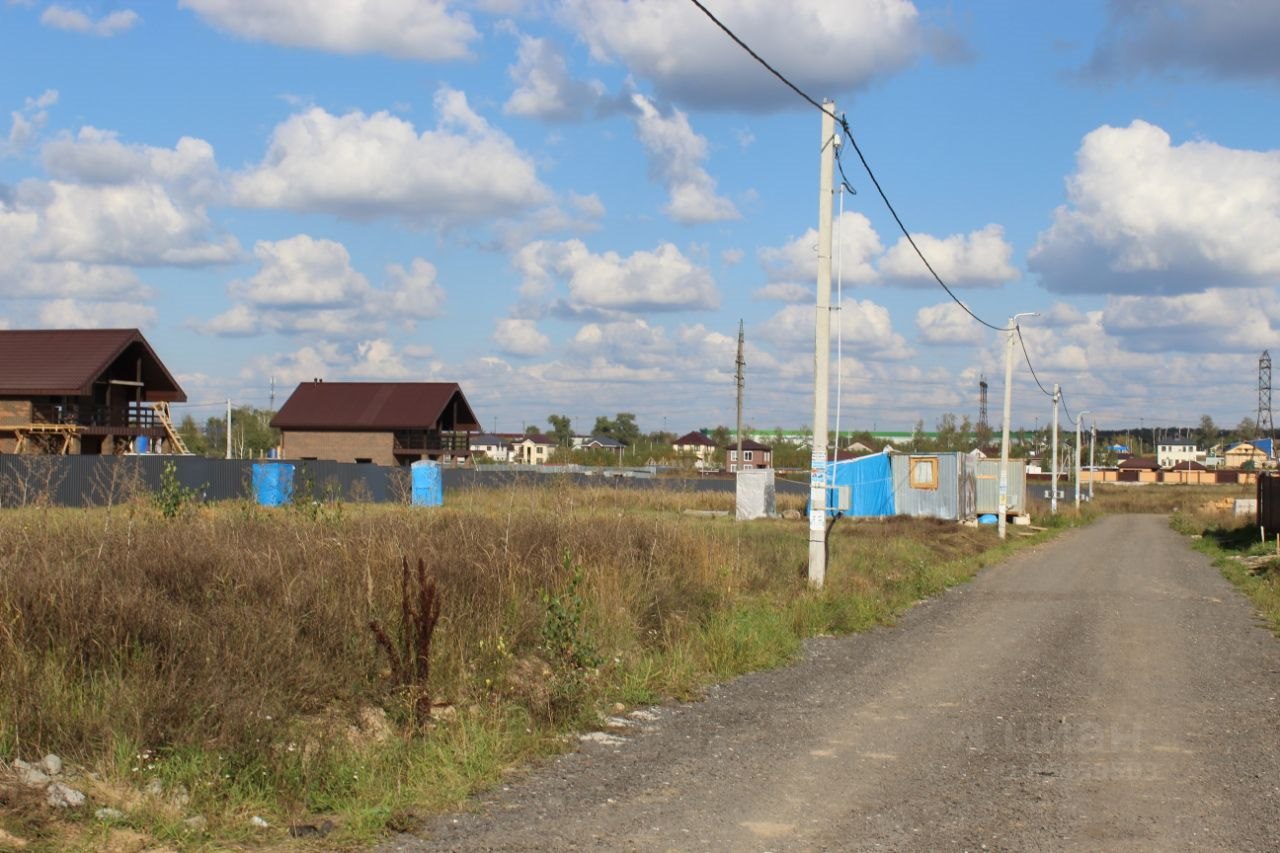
[253,462,295,506]
[135,435,149,454]
[411,460,443,507]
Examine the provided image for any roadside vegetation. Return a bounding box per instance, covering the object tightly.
[0,481,1071,851]
[1158,484,1280,637]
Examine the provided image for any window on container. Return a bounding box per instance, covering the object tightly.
[909,456,939,490]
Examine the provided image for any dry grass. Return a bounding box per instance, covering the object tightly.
[0,482,1037,849]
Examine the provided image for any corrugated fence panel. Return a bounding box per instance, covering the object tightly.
[0,457,806,507]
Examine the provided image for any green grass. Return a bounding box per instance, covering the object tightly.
[1171,508,1280,636]
[0,484,1078,850]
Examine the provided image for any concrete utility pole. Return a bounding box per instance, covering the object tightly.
[808,101,837,588]
[1075,410,1091,508]
[1089,418,1097,502]
[225,399,232,460]
[998,313,1037,540]
[736,319,745,471]
[1051,384,1060,514]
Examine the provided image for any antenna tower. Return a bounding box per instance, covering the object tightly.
[978,374,989,432]
[1259,350,1274,440]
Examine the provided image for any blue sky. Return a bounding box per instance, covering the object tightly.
[3,1,1280,437]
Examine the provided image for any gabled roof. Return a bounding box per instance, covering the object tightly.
[674,430,715,447]
[470,433,508,446]
[1118,456,1161,470]
[0,328,185,401]
[582,434,623,448]
[271,382,479,431]
[726,438,772,451]
[1168,460,1207,471]
[513,432,556,446]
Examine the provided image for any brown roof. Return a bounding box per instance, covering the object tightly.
[725,438,771,451]
[513,433,557,446]
[1168,460,1207,471]
[270,382,479,431]
[674,430,715,447]
[1118,456,1161,470]
[0,328,185,401]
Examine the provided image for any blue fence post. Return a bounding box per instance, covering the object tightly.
[411,460,443,507]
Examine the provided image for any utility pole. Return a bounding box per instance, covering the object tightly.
[1051,384,1060,514]
[736,319,745,472]
[1075,410,1091,509]
[269,375,275,410]
[978,375,989,435]
[225,399,232,460]
[808,101,837,588]
[1089,418,1097,502]
[1258,350,1273,442]
[999,314,1037,540]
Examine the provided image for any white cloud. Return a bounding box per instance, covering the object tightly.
[504,33,608,121]
[631,94,738,224]
[880,224,1017,288]
[385,258,446,321]
[241,338,440,387]
[42,127,220,199]
[568,191,605,219]
[24,180,239,266]
[233,89,550,223]
[515,239,719,315]
[755,211,882,299]
[37,298,156,328]
[1103,288,1280,354]
[1030,120,1280,295]
[493,318,551,357]
[756,301,913,360]
[1086,0,1280,80]
[41,6,138,36]
[563,0,934,111]
[179,0,477,61]
[721,248,744,266]
[915,301,987,346]
[6,89,57,154]
[204,235,446,339]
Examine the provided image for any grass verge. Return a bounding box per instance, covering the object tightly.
[0,483,1074,851]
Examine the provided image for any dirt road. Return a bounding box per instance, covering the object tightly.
[384,515,1280,851]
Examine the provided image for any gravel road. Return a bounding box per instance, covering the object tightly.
[382,514,1280,851]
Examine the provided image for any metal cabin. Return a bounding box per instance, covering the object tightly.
[890,451,977,521]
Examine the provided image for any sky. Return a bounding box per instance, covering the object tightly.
[3,0,1280,438]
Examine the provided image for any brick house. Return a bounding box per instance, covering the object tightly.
[0,328,186,455]
[270,381,480,466]
[726,438,772,471]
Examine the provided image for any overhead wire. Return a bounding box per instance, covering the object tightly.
[685,0,1104,427]
[685,0,1010,334]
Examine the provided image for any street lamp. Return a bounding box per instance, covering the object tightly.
[1075,410,1091,508]
[999,312,1039,540]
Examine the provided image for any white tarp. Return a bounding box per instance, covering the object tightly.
[735,468,777,520]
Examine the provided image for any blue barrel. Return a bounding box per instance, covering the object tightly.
[135,435,149,454]
[411,460,443,507]
[253,462,295,506]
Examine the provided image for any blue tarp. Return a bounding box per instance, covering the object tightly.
[821,452,895,517]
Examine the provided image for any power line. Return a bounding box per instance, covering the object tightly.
[1015,325,1054,399]
[685,0,1010,333]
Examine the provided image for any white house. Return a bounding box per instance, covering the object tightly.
[510,433,557,465]
[1156,443,1201,468]
[469,433,512,463]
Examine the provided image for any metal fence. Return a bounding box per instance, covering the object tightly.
[1258,472,1280,532]
[0,456,807,508]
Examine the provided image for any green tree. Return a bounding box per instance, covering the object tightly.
[935,413,958,451]
[592,415,614,438]
[612,412,640,446]
[1234,416,1258,442]
[547,414,574,447]
[202,407,279,458]
[1196,414,1218,450]
[177,414,208,455]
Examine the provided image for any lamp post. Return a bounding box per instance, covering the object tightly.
[1075,410,1091,509]
[998,312,1039,540]
[1050,385,1059,514]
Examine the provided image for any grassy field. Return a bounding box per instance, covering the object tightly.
[0,479,1244,851]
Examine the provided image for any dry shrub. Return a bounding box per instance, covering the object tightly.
[0,482,993,789]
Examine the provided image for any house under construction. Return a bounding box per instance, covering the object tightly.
[0,328,188,455]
